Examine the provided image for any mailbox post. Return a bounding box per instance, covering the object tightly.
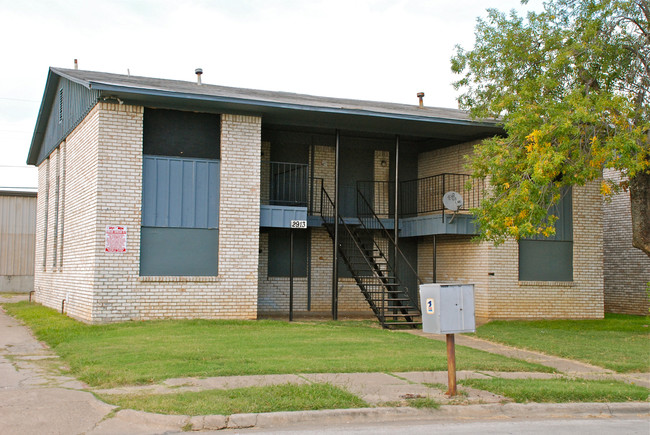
[419,284,475,396]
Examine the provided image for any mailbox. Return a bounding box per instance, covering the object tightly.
[419,284,475,334]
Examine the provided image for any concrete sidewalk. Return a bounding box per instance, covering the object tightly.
[406,330,650,389]
[1,294,648,434]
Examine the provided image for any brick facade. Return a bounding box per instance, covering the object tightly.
[35,104,261,323]
[257,142,371,316]
[417,142,604,321]
[34,102,610,323]
[603,169,650,315]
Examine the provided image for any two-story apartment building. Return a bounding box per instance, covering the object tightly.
[27,67,605,326]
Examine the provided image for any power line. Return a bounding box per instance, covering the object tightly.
[0,97,39,103]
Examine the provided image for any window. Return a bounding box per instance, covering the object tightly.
[268,229,308,277]
[519,188,573,281]
[143,108,220,159]
[140,109,221,276]
[140,155,220,276]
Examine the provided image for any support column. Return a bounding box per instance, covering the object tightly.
[332,129,340,320]
[394,135,400,271]
[289,229,294,321]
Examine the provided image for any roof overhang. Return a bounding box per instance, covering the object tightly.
[27,68,505,165]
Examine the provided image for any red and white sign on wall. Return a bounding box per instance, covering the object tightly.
[105,226,127,253]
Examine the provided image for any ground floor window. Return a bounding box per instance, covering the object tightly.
[268,229,308,277]
[140,155,220,276]
[519,188,573,281]
[140,227,218,276]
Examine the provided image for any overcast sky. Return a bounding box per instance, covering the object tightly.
[0,0,537,190]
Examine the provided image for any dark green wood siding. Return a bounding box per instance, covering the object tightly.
[37,78,99,163]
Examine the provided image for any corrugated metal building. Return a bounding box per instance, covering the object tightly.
[0,190,36,292]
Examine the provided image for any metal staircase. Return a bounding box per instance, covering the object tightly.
[319,186,422,329]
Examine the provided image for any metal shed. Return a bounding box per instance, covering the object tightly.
[0,190,36,292]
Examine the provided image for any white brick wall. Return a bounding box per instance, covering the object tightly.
[36,105,262,323]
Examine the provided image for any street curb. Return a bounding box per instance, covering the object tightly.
[111,402,650,431]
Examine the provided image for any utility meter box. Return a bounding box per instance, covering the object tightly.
[419,284,475,334]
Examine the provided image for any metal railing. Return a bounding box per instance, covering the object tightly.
[400,173,484,218]
[357,188,423,308]
[310,177,324,215]
[261,161,309,207]
[358,173,485,219]
[319,186,420,326]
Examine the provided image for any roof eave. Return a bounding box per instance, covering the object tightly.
[89,82,501,130]
[27,69,59,166]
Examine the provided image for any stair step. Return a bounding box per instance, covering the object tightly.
[382,322,422,328]
[358,277,397,280]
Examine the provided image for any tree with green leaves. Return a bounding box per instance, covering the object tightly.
[452,0,649,256]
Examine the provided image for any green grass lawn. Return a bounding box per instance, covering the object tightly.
[97,383,367,416]
[2,302,548,388]
[460,378,650,403]
[473,314,650,373]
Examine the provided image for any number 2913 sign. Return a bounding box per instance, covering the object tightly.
[290,220,307,229]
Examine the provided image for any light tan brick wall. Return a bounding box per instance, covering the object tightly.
[257,228,371,315]
[417,235,490,321]
[312,145,335,196]
[418,142,477,178]
[35,104,101,321]
[416,142,604,321]
[35,105,262,323]
[307,228,369,313]
[486,181,603,320]
[603,169,650,315]
[373,150,390,217]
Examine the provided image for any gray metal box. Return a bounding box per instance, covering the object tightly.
[419,284,475,334]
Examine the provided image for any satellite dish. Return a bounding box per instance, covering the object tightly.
[443,191,464,212]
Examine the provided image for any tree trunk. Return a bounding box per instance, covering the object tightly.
[629,171,650,258]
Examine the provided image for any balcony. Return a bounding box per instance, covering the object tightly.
[260,161,309,228]
[259,162,485,235]
[358,173,485,236]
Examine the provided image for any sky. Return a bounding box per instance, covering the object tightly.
[0,0,538,190]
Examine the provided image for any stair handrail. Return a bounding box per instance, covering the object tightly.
[356,187,423,287]
[320,187,389,280]
[319,186,394,319]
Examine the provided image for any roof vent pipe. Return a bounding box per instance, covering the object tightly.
[417,92,425,108]
[195,68,203,85]
[74,59,78,70]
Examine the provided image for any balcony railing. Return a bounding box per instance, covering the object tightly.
[261,161,309,207]
[399,173,484,217]
[260,164,484,221]
[357,173,485,219]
